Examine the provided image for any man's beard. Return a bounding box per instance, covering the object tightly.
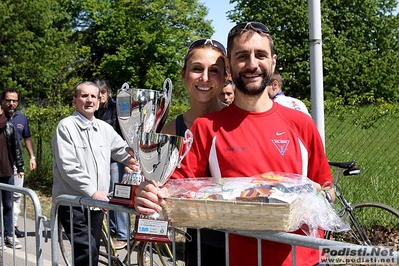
[233,69,272,96]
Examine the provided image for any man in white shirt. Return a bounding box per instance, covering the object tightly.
[267,71,310,115]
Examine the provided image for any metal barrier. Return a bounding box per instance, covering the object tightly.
[51,194,139,266]
[0,183,47,266]
[51,194,399,266]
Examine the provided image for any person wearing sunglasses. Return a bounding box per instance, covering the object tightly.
[161,38,228,265]
[161,38,228,137]
[135,22,333,266]
[1,88,36,239]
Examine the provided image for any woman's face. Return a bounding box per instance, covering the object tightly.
[182,47,226,103]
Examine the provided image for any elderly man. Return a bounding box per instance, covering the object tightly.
[52,81,139,266]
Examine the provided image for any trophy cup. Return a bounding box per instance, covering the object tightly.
[110,78,172,207]
[134,129,193,243]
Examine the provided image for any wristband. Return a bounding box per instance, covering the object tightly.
[31,156,36,160]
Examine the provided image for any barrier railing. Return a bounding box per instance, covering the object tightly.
[51,194,399,266]
[0,183,47,266]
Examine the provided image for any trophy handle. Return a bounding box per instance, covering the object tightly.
[162,78,173,111]
[177,129,193,168]
[120,82,130,91]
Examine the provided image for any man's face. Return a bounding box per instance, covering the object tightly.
[73,84,99,120]
[229,32,276,96]
[218,84,235,105]
[3,92,19,115]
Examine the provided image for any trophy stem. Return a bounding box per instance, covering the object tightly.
[122,170,144,185]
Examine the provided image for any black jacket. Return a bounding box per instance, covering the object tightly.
[4,122,24,173]
[94,97,123,137]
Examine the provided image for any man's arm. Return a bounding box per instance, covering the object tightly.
[24,137,36,171]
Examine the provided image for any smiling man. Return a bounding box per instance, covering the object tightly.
[134,22,333,266]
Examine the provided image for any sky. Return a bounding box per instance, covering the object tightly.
[202,0,236,48]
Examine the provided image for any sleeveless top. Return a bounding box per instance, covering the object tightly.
[175,114,188,137]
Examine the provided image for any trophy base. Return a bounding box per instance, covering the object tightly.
[134,216,170,243]
[109,184,139,208]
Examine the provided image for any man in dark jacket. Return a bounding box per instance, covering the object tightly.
[0,101,24,249]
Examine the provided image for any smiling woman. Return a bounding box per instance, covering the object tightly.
[161,38,228,136]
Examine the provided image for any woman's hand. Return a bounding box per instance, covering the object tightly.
[134,180,168,216]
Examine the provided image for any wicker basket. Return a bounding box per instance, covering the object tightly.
[163,197,296,231]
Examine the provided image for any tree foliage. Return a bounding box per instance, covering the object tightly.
[0,0,78,105]
[228,0,399,102]
[64,0,213,102]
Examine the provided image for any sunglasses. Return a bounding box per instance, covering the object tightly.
[228,22,270,37]
[188,39,227,56]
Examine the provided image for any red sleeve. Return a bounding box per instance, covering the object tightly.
[171,117,212,179]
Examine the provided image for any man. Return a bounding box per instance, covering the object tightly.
[94,79,129,250]
[267,71,310,115]
[51,81,139,266]
[218,79,235,106]
[134,22,333,266]
[1,88,36,238]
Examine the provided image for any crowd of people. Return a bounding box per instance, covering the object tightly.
[1,20,332,266]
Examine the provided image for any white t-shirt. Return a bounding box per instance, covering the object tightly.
[274,93,310,115]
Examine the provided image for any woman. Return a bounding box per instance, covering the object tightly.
[162,38,228,136]
[0,100,24,249]
[161,39,228,265]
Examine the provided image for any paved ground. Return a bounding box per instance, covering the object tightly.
[0,217,185,266]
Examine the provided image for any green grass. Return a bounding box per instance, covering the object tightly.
[325,106,399,211]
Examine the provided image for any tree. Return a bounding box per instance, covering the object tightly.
[0,0,78,104]
[228,0,399,102]
[68,0,213,109]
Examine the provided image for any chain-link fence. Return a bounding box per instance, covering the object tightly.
[325,104,399,212]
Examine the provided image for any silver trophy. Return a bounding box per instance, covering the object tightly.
[111,78,172,207]
[116,78,173,185]
[134,129,193,243]
[137,129,193,187]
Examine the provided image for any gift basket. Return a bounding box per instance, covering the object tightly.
[162,172,349,236]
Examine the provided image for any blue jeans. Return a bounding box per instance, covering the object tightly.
[109,161,129,241]
[0,176,14,237]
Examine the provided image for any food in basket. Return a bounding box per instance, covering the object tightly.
[236,185,271,202]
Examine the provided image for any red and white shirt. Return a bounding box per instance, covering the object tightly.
[172,102,332,266]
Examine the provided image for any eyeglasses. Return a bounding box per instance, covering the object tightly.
[188,39,227,56]
[5,99,18,103]
[228,22,270,38]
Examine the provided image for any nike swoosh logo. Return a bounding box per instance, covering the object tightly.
[276,132,286,136]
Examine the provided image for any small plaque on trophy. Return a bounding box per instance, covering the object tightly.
[134,216,170,243]
[110,183,139,207]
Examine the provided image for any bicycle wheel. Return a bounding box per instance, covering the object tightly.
[137,241,184,266]
[326,202,399,248]
[58,219,73,266]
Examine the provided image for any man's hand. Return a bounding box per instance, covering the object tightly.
[134,180,168,216]
[29,158,37,171]
[125,147,140,174]
[17,172,24,178]
[92,191,110,201]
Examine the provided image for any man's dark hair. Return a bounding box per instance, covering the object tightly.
[1,88,20,101]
